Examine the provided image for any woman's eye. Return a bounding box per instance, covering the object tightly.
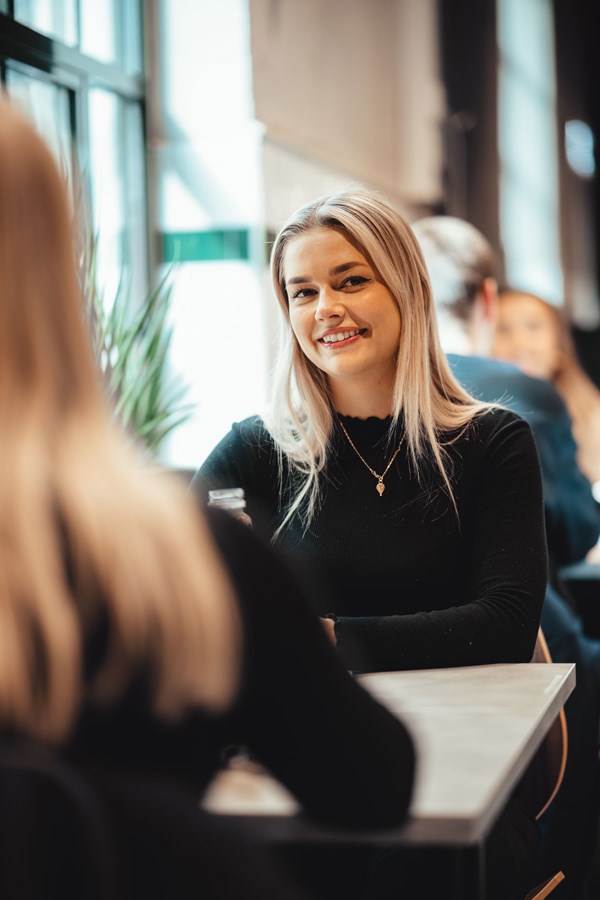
[290,287,316,301]
[342,275,368,289]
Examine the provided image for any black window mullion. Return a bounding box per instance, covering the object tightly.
[66,82,79,188]
[140,97,153,281]
[0,15,143,101]
[0,15,54,75]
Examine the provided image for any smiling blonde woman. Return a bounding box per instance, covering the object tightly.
[194,191,548,899]
[195,190,546,670]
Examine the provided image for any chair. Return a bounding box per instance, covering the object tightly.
[528,629,569,820]
[0,741,303,900]
[515,630,568,899]
[524,871,566,900]
[0,740,118,900]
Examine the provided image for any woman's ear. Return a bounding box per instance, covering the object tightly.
[470,277,499,355]
[479,277,499,324]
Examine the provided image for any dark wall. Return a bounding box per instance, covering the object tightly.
[554,0,600,386]
[437,0,600,386]
[436,0,501,266]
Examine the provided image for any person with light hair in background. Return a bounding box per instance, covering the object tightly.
[493,288,600,490]
[0,100,417,900]
[413,213,600,900]
[195,189,549,900]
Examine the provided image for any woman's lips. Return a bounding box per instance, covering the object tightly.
[318,328,367,348]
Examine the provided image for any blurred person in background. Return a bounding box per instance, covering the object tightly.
[413,217,600,572]
[493,289,600,491]
[195,189,549,900]
[413,214,600,900]
[0,99,416,900]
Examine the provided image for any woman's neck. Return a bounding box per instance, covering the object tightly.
[329,375,395,420]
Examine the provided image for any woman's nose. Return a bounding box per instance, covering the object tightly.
[315,287,344,320]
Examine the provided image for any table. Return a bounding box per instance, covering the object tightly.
[203,663,575,899]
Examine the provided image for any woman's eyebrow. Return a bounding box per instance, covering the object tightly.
[285,261,365,286]
[330,261,365,276]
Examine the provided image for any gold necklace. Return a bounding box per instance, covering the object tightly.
[338,419,403,497]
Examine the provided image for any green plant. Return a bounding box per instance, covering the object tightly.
[79,229,194,455]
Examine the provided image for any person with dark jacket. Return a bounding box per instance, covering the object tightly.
[0,101,415,900]
[413,214,600,900]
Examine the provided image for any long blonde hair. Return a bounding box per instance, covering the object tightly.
[267,190,489,528]
[0,99,239,743]
[499,290,600,484]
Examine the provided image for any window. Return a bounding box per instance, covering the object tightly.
[6,62,73,176]
[497,0,563,303]
[0,2,148,310]
[14,0,78,46]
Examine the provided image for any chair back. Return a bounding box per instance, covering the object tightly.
[0,742,301,900]
[514,629,568,821]
[0,741,118,900]
[524,870,565,899]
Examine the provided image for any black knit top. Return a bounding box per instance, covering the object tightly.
[193,408,547,674]
[64,507,415,830]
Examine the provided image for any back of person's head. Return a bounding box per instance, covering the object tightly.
[411,216,495,324]
[0,98,239,743]
[0,96,97,418]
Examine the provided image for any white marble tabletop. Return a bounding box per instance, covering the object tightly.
[203,662,575,846]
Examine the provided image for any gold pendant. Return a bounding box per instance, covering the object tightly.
[376,481,385,496]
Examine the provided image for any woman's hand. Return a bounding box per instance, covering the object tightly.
[321,617,337,644]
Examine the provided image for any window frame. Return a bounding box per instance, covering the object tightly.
[0,6,150,300]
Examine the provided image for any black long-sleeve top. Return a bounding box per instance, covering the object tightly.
[65,507,415,830]
[193,408,548,674]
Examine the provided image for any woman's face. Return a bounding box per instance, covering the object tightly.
[282,227,402,393]
[492,292,563,381]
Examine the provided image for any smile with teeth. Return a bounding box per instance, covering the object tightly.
[319,328,366,345]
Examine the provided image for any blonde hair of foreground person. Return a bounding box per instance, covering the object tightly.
[267,190,490,529]
[0,99,239,743]
[496,289,600,486]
